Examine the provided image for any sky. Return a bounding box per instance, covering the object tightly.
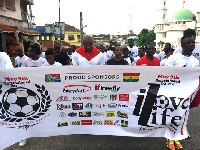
[32,0,199,35]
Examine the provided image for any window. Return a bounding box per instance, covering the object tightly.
[68,35,74,41]
[6,0,15,11]
[0,0,4,7]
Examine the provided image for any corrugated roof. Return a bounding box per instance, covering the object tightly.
[0,23,41,35]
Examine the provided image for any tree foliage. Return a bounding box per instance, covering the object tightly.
[138,28,155,47]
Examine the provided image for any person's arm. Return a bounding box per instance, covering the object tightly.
[72,52,78,65]
[65,54,70,65]
[4,53,14,69]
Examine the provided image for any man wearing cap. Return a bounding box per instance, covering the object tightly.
[15,47,28,67]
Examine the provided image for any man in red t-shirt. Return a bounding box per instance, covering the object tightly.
[136,44,160,66]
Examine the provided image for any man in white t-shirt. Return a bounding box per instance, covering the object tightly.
[127,38,138,59]
[22,43,46,67]
[173,28,200,66]
[0,52,13,69]
[155,43,171,61]
[15,47,28,67]
[132,47,146,66]
[160,48,174,66]
[42,49,62,66]
[165,35,198,150]
[72,36,105,65]
[20,43,46,146]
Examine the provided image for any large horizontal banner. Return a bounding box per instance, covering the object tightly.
[0,66,199,149]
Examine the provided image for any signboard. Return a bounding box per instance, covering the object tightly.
[45,22,65,38]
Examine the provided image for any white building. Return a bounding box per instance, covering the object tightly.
[154,0,200,51]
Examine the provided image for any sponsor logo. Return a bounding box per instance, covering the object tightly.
[81,120,92,125]
[108,103,117,108]
[4,77,30,87]
[45,74,61,82]
[57,96,70,102]
[132,83,189,133]
[123,73,140,82]
[104,120,113,125]
[117,111,128,119]
[57,121,68,127]
[68,112,77,117]
[110,94,117,101]
[85,103,94,109]
[63,85,91,93]
[114,120,120,126]
[95,84,120,92]
[71,121,80,125]
[106,111,115,117]
[57,104,71,110]
[118,104,128,108]
[121,120,128,127]
[93,120,103,125]
[119,94,129,101]
[0,85,51,129]
[92,112,104,116]
[79,111,91,117]
[95,104,106,108]
[59,112,67,118]
[72,103,83,110]
[156,75,180,85]
[73,97,92,100]
[94,95,107,101]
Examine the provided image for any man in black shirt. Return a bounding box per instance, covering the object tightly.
[54,43,70,65]
[105,44,129,65]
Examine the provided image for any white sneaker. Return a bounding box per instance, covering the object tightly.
[19,139,27,147]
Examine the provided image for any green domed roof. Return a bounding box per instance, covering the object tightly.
[172,8,194,20]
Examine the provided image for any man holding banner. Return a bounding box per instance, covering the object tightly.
[72,36,105,65]
[165,35,199,150]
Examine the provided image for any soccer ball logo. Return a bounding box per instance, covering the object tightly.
[155,95,169,109]
[2,87,40,117]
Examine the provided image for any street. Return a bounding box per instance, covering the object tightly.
[5,107,200,150]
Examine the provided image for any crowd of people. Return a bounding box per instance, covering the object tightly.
[0,28,200,150]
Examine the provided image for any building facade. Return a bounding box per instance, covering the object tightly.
[0,0,40,55]
[154,0,200,51]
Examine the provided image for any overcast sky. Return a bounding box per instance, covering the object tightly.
[32,0,199,35]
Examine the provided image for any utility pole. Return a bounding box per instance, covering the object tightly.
[59,0,62,50]
[80,12,83,47]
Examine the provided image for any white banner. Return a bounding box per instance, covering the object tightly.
[0,66,199,149]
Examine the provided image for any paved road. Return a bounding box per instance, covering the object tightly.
[5,107,200,150]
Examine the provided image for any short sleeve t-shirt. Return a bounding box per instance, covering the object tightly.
[15,55,28,67]
[127,46,138,59]
[42,61,62,66]
[173,44,200,66]
[22,57,47,67]
[165,53,199,67]
[107,58,128,65]
[0,52,13,69]
[136,55,160,66]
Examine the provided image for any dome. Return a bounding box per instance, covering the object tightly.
[172,8,194,21]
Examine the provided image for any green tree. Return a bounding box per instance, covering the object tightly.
[138,28,155,47]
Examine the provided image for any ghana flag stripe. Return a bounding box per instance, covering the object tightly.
[123,73,140,82]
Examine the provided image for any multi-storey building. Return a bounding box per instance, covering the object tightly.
[0,0,40,55]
